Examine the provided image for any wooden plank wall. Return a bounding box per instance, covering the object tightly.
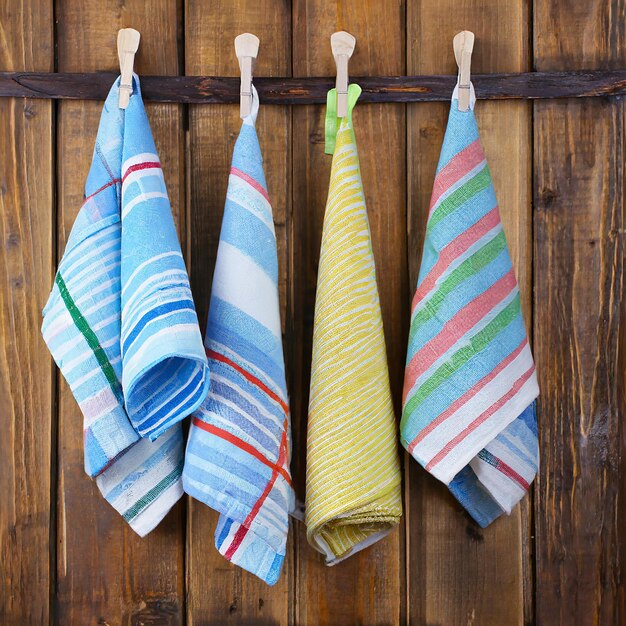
[0,1,624,625]
[0,1,54,624]
[533,0,626,624]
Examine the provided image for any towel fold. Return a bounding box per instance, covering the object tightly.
[42,75,209,535]
[400,83,539,527]
[183,87,295,585]
[305,85,403,564]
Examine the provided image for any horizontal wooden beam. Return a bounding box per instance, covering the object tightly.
[0,70,625,103]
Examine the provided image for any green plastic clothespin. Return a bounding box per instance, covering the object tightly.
[324,83,362,155]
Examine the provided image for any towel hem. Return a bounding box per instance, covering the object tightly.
[431,380,539,487]
[127,477,184,537]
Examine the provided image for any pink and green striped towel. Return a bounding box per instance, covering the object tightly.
[401,83,539,527]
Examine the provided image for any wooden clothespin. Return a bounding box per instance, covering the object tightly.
[331,31,356,118]
[117,28,140,109]
[235,33,260,119]
[453,30,475,112]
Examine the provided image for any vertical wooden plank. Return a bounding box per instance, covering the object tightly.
[290,2,407,624]
[55,2,186,623]
[534,1,626,623]
[406,4,533,625]
[184,2,292,624]
[0,1,54,624]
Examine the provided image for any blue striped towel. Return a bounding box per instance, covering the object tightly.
[401,83,539,527]
[183,86,295,585]
[42,75,210,535]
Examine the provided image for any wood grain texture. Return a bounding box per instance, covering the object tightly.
[3,70,626,103]
[184,2,292,624]
[0,1,54,624]
[290,2,408,624]
[406,3,533,625]
[2,4,626,625]
[55,1,186,623]
[533,0,626,623]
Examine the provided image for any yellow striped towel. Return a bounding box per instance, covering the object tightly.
[305,84,403,564]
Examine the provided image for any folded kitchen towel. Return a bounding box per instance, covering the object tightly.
[42,75,209,534]
[305,84,403,564]
[183,86,295,586]
[400,83,539,527]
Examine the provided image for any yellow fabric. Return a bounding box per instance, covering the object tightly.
[305,100,403,565]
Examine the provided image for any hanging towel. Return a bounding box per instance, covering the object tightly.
[183,87,294,586]
[42,75,209,535]
[400,83,539,527]
[305,85,403,564]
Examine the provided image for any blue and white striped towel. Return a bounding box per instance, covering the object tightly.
[183,87,295,585]
[42,75,210,535]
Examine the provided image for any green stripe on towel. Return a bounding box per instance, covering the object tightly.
[55,272,122,400]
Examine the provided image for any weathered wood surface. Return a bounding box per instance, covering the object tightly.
[406,2,533,624]
[185,1,293,623]
[1,69,626,103]
[1,0,626,624]
[0,1,54,625]
[533,0,626,624]
[54,1,186,624]
[290,1,408,624]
